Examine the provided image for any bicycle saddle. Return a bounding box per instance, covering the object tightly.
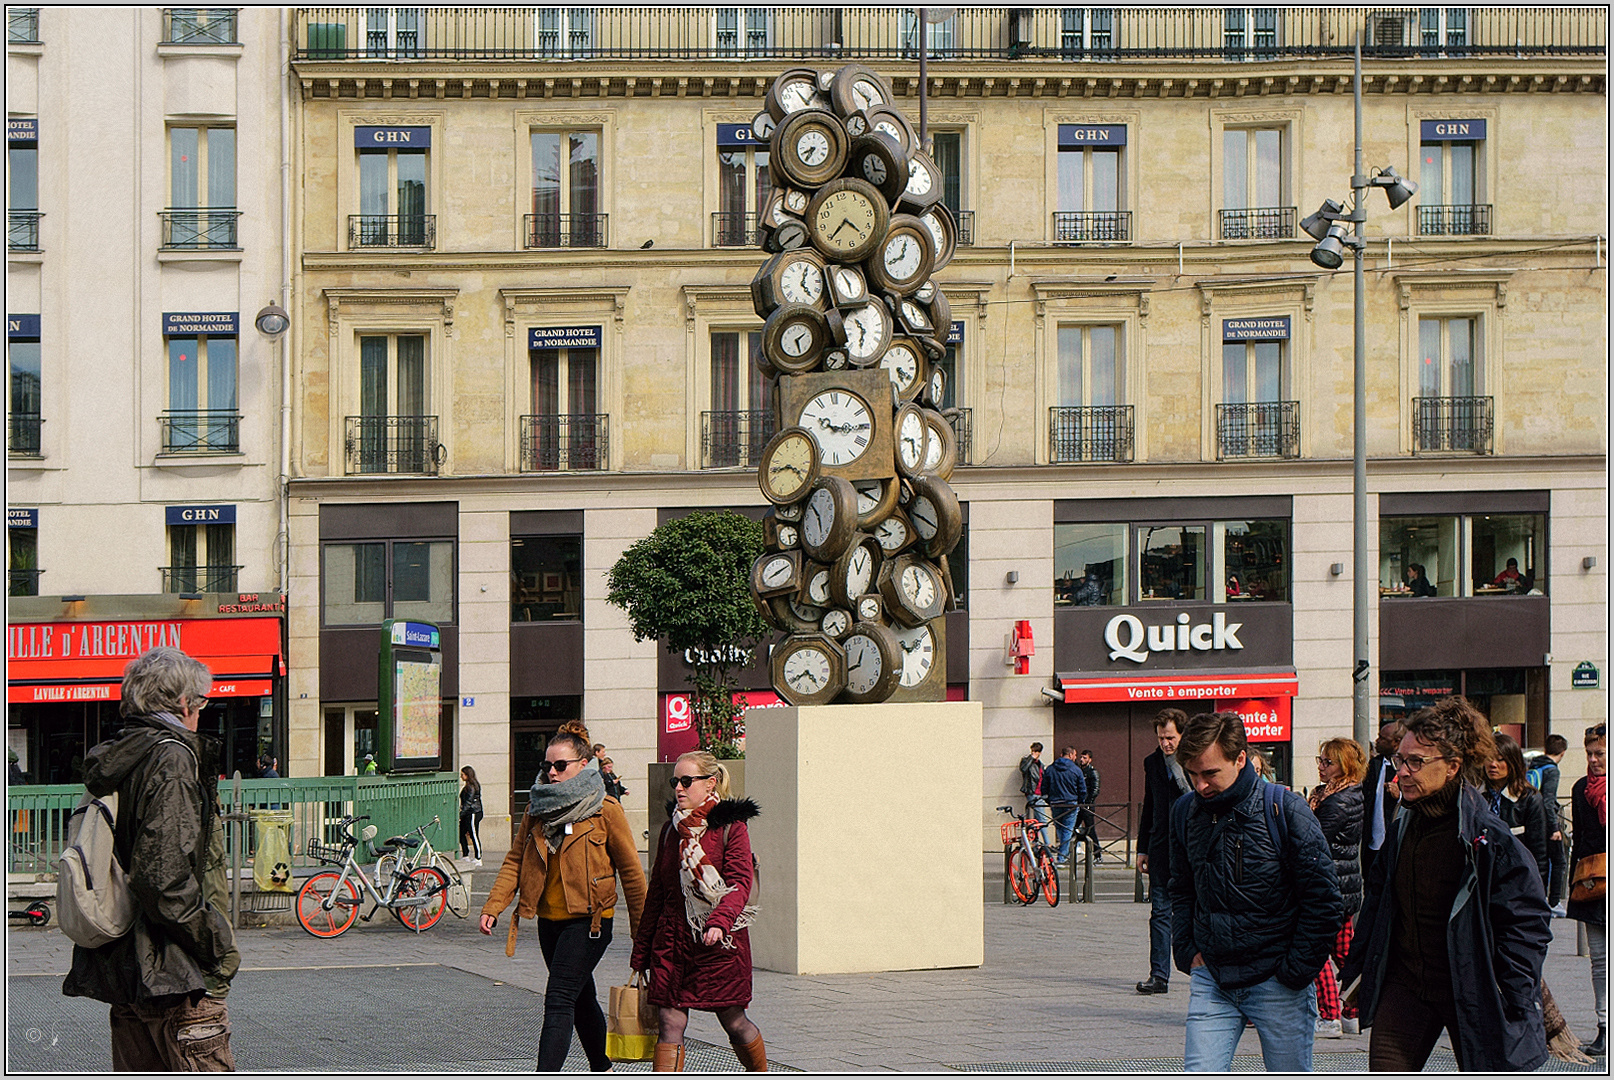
[381,835,422,849]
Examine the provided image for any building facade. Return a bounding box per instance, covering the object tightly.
[276,7,1603,850]
[6,7,291,781]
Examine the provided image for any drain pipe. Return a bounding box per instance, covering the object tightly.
[1178,241,1183,276]
[1387,237,1392,270]
[277,9,293,592]
[1009,239,1016,279]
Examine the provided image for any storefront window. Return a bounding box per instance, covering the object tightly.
[323,539,455,626]
[1138,525,1204,601]
[1471,513,1544,596]
[511,535,583,622]
[1218,519,1288,602]
[1054,523,1127,605]
[1379,516,1458,597]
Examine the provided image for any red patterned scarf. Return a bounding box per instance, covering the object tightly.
[671,794,756,948]
[1587,775,1607,826]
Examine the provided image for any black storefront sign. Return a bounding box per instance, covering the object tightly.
[1055,603,1292,674]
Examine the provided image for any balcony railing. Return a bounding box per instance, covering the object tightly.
[8,569,42,598]
[9,412,42,456]
[348,214,435,249]
[161,564,242,594]
[1216,401,1300,459]
[9,211,42,252]
[1053,210,1131,243]
[946,407,972,465]
[344,415,441,474]
[159,410,241,454]
[520,413,609,471]
[1412,396,1494,454]
[701,409,776,469]
[955,210,975,246]
[1418,204,1492,237]
[525,213,608,249]
[7,8,39,44]
[1219,207,1296,240]
[161,209,240,250]
[292,8,1605,62]
[1049,405,1134,463]
[162,8,238,44]
[711,212,759,248]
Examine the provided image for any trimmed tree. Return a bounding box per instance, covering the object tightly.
[605,510,770,758]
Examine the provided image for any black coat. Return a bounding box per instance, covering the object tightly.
[1168,763,1343,991]
[1340,782,1551,1073]
[1568,776,1606,925]
[1136,748,1190,877]
[1485,784,1551,895]
[1312,784,1364,917]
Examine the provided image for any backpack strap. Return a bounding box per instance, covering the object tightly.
[1261,779,1289,864]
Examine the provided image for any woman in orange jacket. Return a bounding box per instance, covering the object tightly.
[480,720,646,1071]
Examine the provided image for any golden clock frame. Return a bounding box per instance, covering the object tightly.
[777,368,896,483]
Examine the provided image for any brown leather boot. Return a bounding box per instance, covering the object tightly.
[733,1034,768,1072]
[652,1042,685,1072]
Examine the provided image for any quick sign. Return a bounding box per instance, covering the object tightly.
[1420,119,1486,140]
[354,126,431,148]
[390,621,440,649]
[8,508,38,529]
[1058,124,1127,147]
[1105,611,1244,664]
[1223,317,1290,341]
[163,312,238,336]
[8,118,37,143]
[8,314,39,340]
[716,123,758,148]
[1572,662,1600,689]
[165,504,235,525]
[530,325,601,350]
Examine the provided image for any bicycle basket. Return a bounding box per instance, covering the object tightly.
[305,838,350,866]
[1000,820,1024,846]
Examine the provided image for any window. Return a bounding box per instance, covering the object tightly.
[704,330,771,467]
[323,539,454,626]
[902,10,955,57]
[714,8,770,57]
[167,126,236,248]
[1051,324,1129,462]
[9,519,38,597]
[1381,511,1545,598]
[1217,520,1288,602]
[1418,125,1486,235]
[1139,525,1205,601]
[349,334,433,473]
[357,144,428,246]
[511,535,582,622]
[537,7,592,57]
[1055,523,1128,606]
[1221,127,1291,238]
[715,136,771,247]
[166,330,238,453]
[1060,9,1115,56]
[526,338,602,470]
[1222,338,1284,406]
[1224,8,1278,58]
[929,130,971,244]
[9,323,40,456]
[1218,326,1297,459]
[364,7,422,57]
[530,130,602,247]
[1418,316,1480,399]
[7,8,39,43]
[9,120,39,251]
[164,8,238,45]
[167,523,236,593]
[1470,514,1544,596]
[1055,129,1125,241]
[949,522,969,608]
[1380,515,1460,597]
[1419,7,1468,54]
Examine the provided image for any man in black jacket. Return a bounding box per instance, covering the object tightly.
[63,647,239,1071]
[1359,719,1403,885]
[1134,708,1190,995]
[1042,747,1088,865]
[1526,733,1569,912]
[1076,749,1102,861]
[1169,712,1342,1072]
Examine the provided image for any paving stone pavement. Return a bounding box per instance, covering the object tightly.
[6,857,1604,1073]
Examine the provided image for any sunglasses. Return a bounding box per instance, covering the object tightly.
[669,774,713,789]
[537,758,582,773]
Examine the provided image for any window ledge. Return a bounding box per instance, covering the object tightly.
[153,452,247,467]
[156,43,243,59]
[8,43,44,57]
[158,247,243,264]
[7,455,60,471]
[8,250,45,264]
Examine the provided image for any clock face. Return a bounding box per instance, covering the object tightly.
[832,266,866,305]
[812,189,879,256]
[780,321,815,357]
[805,565,831,607]
[856,595,882,622]
[927,367,946,407]
[842,301,891,364]
[760,428,816,503]
[776,501,803,523]
[783,188,809,215]
[896,407,928,473]
[899,561,940,611]
[788,597,825,626]
[910,495,939,541]
[751,112,775,140]
[821,609,850,638]
[845,114,867,136]
[861,153,888,186]
[923,420,946,473]
[900,300,932,332]
[782,644,833,695]
[906,157,934,196]
[798,389,873,467]
[895,623,936,688]
[852,79,886,111]
[844,632,886,695]
[873,513,911,553]
[803,486,837,549]
[777,523,799,548]
[914,280,936,303]
[838,541,877,602]
[796,129,831,167]
[882,231,924,283]
[881,340,922,397]
[780,259,823,305]
[760,554,795,590]
[777,79,822,114]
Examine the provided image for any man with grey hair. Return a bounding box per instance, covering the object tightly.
[63,646,240,1071]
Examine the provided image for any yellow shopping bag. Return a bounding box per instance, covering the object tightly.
[605,972,659,1062]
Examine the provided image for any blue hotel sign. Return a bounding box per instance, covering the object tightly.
[716,123,758,148]
[165,505,236,526]
[9,314,40,339]
[947,320,963,345]
[163,312,238,336]
[1420,119,1485,140]
[9,508,38,529]
[8,118,37,143]
[354,126,431,148]
[1058,124,1127,147]
[530,325,601,350]
[1223,317,1291,341]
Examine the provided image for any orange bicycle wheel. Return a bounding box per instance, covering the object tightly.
[1009,850,1039,904]
[393,866,448,931]
[296,872,359,938]
[1040,852,1060,907]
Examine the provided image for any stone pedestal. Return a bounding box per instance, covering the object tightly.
[745,700,984,975]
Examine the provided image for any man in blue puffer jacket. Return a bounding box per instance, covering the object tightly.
[1168,712,1343,1072]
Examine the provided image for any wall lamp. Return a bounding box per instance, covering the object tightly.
[1585,556,1599,571]
[254,303,290,337]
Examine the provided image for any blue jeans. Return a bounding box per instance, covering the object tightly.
[1026,796,1051,847]
[1147,873,1172,982]
[1184,965,1317,1072]
[1052,806,1079,861]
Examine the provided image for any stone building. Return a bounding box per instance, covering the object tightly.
[267,7,1607,851]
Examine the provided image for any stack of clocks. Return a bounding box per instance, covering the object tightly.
[746,64,963,708]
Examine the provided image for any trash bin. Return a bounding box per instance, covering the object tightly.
[249,809,295,893]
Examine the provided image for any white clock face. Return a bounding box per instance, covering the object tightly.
[777,501,803,523]
[929,368,945,403]
[846,114,868,136]
[783,646,832,694]
[760,556,794,589]
[854,479,884,516]
[779,81,819,113]
[814,190,879,254]
[922,215,946,257]
[857,595,882,621]
[906,158,934,196]
[874,515,909,552]
[861,154,888,186]
[796,129,830,167]
[896,624,935,687]
[844,634,884,694]
[910,496,939,540]
[833,266,864,302]
[822,609,849,637]
[900,562,939,610]
[751,113,775,140]
[823,350,848,370]
[803,487,835,547]
[914,279,937,303]
[898,410,927,469]
[853,80,884,111]
[789,597,824,624]
[777,524,799,548]
[780,261,823,305]
[883,233,923,281]
[923,423,946,472]
[901,300,932,331]
[780,321,815,358]
[784,189,809,214]
[806,567,831,606]
[881,342,920,393]
[843,303,889,362]
[843,544,875,598]
[875,120,904,145]
[799,390,872,467]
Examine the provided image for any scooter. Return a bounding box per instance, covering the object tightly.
[8,899,50,926]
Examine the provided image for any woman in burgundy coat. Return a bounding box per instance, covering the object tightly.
[630,750,767,1072]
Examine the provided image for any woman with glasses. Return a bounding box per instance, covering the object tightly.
[1569,724,1607,1056]
[630,750,767,1072]
[1308,738,1366,1037]
[479,720,646,1072]
[1483,733,1552,893]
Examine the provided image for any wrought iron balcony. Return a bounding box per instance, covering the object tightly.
[344,415,441,475]
[1412,396,1494,454]
[701,409,776,469]
[1049,405,1135,464]
[711,212,759,248]
[348,214,435,249]
[1417,204,1492,237]
[946,407,972,465]
[1053,210,1131,243]
[9,211,42,252]
[159,410,241,454]
[520,413,609,472]
[161,564,241,595]
[525,213,608,249]
[8,568,42,597]
[1216,401,1300,459]
[1219,207,1296,240]
[8,412,42,457]
[7,7,39,44]
[161,209,240,250]
[162,8,238,44]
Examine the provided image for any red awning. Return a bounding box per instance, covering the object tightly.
[1056,668,1299,704]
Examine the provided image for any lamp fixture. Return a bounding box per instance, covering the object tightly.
[254,303,290,337]
[1300,198,1345,241]
[1005,570,1019,584]
[1371,165,1418,210]
[1330,562,1345,577]
[1309,221,1355,270]
[1584,555,1599,571]
[1040,685,1065,704]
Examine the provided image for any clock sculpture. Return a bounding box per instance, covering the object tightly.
[748,64,961,707]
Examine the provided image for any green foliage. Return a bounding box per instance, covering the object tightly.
[605,510,770,757]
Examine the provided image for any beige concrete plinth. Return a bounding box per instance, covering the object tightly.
[746,700,984,975]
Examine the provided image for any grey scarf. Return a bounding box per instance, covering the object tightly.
[1165,753,1192,796]
[527,768,606,852]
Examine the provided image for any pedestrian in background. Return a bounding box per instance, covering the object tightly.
[1527,733,1570,915]
[1340,696,1551,1072]
[1134,707,1190,996]
[1019,742,1050,847]
[479,720,646,1072]
[1042,747,1088,866]
[1359,720,1403,886]
[631,750,767,1072]
[1484,732,1552,895]
[599,757,628,801]
[1076,749,1103,861]
[361,753,377,775]
[459,765,484,866]
[1168,712,1342,1072]
[63,647,240,1071]
[1308,738,1365,1038]
[1569,723,1607,1057]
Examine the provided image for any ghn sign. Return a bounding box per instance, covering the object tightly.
[165,505,235,525]
[1420,119,1486,141]
[8,314,39,340]
[354,126,432,148]
[1058,124,1127,147]
[716,123,759,148]
[1105,611,1244,664]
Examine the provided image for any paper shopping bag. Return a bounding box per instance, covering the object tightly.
[606,973,659,1062]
